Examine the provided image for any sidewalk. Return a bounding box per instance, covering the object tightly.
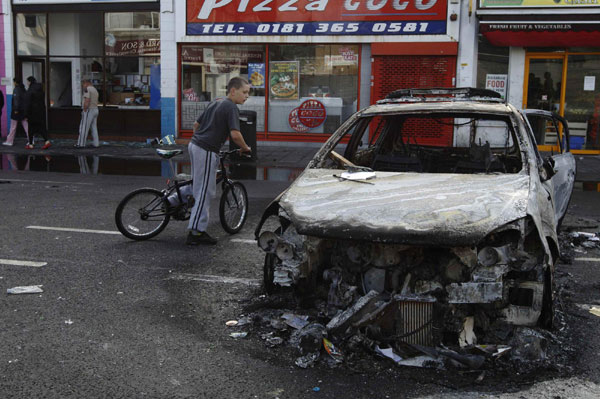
[0,137,319,170]
[2,136,600,182]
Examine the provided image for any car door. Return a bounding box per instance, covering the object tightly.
[522,110,576,226]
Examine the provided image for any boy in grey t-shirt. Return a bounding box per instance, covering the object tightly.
[186,77,252,245]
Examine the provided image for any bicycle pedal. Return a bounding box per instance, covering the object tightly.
[186,195,195,208]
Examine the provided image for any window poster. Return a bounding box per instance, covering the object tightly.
[248,63,265,89]
[269,61,299,100]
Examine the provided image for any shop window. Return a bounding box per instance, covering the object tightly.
[180,45,266,131]
[268,45,359,134]
[105,12,160,57]
[477,35,509,99]
[49,13,103,56]
[564,54,600,150]
[105,57,158,107]
[49,57,104,108]
[16,14,47,56]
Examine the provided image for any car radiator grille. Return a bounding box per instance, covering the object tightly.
[396,298,436,347]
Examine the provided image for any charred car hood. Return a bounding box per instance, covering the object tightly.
[279,169,530,245]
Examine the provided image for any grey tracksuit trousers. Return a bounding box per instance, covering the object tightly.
[187,142,219,233]
[77,108,99,147]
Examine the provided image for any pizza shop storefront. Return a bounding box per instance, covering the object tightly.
[177,0,460,143]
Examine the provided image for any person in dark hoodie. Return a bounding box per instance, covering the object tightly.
[2,77,29,147]
[25,76,51,149]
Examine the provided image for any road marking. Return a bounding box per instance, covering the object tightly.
[1,178,93,186]
[575,258,600,262]
[26,226,121,235]
[167,273,260,286]
[230,238,256,244]
[0,259,47,267]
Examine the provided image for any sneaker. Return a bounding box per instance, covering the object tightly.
[2,142,13,146]
[42,141,52,150]
[73,144,84,148]
[186,231,217,246]
[25,144,34,149]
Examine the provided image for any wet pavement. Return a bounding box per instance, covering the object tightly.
[3,137,600,188]
[0,138,316,180]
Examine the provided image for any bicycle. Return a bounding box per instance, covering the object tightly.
[115,148,249,240]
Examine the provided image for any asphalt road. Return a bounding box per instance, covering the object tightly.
[1,169,600,398]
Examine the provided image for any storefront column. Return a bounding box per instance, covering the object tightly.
[160,0,177,140]
[360,45,371,110]
[1,0,14,140]
[507,47,526,109]
[456,1,477,88]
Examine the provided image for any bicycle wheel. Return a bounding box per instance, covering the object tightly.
[219,181,248,234]
[115,188,170,240]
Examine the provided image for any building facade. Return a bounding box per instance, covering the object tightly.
[477,0,600,154]
[3,0,162,142]
[2,0,482,145]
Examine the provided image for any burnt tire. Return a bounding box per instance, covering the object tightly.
[539,268,555,329]
[263,253,278,295]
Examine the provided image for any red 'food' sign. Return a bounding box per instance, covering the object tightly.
[297,100,327,128]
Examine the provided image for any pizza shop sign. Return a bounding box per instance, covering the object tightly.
[186,0,448,36]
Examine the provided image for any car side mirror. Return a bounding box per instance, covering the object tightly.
[540,157,556,181]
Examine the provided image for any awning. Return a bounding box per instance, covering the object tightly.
[477,9,600,47]
[480,22,600,47]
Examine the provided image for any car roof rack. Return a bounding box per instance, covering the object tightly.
[378,87,505,104]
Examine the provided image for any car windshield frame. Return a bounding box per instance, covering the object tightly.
[311,107,526,175]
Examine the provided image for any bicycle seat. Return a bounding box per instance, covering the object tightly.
[174,173,192,181]
[156,148,183,159]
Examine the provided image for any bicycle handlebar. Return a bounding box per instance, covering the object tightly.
[219,148,252,158]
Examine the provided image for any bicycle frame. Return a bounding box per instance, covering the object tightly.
[163,150,241,216]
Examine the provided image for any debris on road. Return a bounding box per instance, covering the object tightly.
[7,285,43,294]
[229,332,248,338]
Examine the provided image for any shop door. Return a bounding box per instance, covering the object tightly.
[524,56,566,149]
[19,59,45,85]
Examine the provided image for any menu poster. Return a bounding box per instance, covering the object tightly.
[269,61,299,100]
[248,63,266,89]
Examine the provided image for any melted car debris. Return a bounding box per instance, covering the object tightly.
[232,225,589,372]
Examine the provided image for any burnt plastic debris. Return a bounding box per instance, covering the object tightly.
[290,323,325,355]
[295,352,320,369]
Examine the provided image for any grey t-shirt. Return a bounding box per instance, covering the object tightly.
[191,98,240,153]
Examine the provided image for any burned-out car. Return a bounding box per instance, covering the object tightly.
[255,88,576,353]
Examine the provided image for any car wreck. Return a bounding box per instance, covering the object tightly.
[254,88,576,366]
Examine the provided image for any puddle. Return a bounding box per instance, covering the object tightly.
[0,153,304,181]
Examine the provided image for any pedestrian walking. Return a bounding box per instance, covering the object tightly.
[75,79,99,148]
[2,77,29,147]
[25,76,51,149]
[186,76,252,245]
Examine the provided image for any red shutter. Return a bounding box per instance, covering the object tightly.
[371,55,457,146]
